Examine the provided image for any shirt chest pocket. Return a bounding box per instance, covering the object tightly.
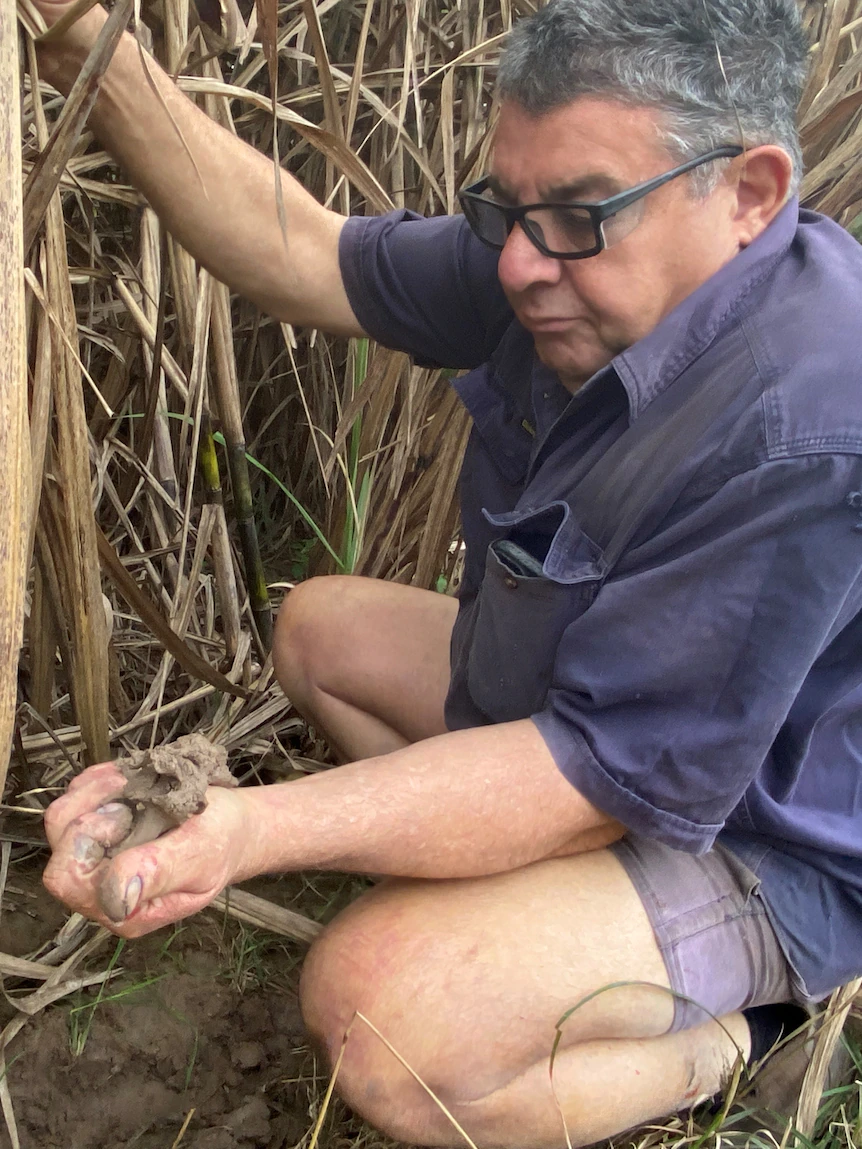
[466,502,606,723]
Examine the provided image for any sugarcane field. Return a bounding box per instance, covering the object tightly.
[2,0,862,1146]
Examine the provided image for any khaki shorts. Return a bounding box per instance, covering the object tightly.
[610,835,805,1033]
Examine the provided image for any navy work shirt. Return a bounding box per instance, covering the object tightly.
[339,198,862,1000]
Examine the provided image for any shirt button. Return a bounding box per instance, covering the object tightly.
[503,576,518,590]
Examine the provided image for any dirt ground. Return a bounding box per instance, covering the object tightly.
[0,866,380,1149]
[5,851,859,1149]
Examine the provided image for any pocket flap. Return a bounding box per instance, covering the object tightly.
[483,500,607,585]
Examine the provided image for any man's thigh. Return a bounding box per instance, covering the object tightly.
[274,574,458,744]
[300,848,676,1102]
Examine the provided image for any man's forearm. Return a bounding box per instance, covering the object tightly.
[37,9,362,332]
[233,719,623,882]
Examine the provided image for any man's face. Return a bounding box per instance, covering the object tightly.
[491,97,744,390]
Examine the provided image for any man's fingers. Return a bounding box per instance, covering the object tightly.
[71,803,135,861]
[96,820,208,918]
[98,868,141,923]
[43,763,126,848]
[95,797,240,925]
[42,803,136,926]
[45,785,244,938]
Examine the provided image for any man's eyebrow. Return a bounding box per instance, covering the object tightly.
[486,172,624,203]
[541,174,623,201]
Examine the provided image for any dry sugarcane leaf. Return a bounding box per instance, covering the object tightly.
[440,68,455,215]
[325,347,410,475]
[211,887,321,943]
[28,34,111,764]
[96,527,248,698]
[802,122,862,204]
[136,214,175,494]
[800,0,855,118]
[0,0,29,801]
[41,217,111,763]
[303,0,347,210]
[22,0,133,252]
[210,283,272,646]
[113,275,189,401]
[255,0,278,100]
[178,76,394,211]
[801,88,862,162]
[28,559,59,724]
[797,977,862,1136]
[0,954,56,981]
[191,0,246,53]
[814,143,862,219]
[255,0,288,245]
[344,0,374,141]
[26,245,53,567]
[800,38,862,147]
[21,163,143,207]
[16,0,46,38]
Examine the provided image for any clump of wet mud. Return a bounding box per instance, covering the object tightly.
[112,734,237,854]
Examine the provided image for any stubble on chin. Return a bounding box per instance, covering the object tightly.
[533,337,609,395]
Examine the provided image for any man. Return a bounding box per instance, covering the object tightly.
[40,0,862,1145]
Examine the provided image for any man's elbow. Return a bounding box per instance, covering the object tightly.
[548,817,626,859]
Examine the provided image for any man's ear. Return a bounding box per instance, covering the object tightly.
[730,146,795,248]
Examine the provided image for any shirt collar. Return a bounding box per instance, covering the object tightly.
[613,197,800,420]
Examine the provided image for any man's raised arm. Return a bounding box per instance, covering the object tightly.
[37,4,365,336]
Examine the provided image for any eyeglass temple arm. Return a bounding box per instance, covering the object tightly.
[595,146,744,218]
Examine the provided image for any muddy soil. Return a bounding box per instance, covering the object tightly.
[0,871,370,1149]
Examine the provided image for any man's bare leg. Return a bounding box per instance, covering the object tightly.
[300,848,751,1148]
[272,575,457,760]
[276,577,751,1144]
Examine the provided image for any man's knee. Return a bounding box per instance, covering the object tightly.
[297,882,672,1149]
[299,894,453,1142]
[299,918,595,1148]
[272,576,345,702]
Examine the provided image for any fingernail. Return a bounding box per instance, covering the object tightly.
[96,802,127,816]
[123,875,142,917]
[73,836,103,868]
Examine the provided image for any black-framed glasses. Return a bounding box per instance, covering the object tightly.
[458,146,744,260]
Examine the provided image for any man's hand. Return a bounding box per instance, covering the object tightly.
[43,762,253,937]
[31,1,364,334]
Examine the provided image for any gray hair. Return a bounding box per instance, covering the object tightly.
[496,0,809,195]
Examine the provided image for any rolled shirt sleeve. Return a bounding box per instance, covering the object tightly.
[339,211,512,369]
[531,452,862,853]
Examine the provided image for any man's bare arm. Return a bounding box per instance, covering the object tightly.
[37,6,364,335]
[235,719,622,881]
[43,719,623,934]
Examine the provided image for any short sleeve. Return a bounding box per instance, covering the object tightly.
[339,210,512,369]
[531,453,862,852]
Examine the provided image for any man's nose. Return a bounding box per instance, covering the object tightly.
[497,222,563,293]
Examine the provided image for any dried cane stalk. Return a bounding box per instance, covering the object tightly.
[0,0,29,796]
[27,42,110,764]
